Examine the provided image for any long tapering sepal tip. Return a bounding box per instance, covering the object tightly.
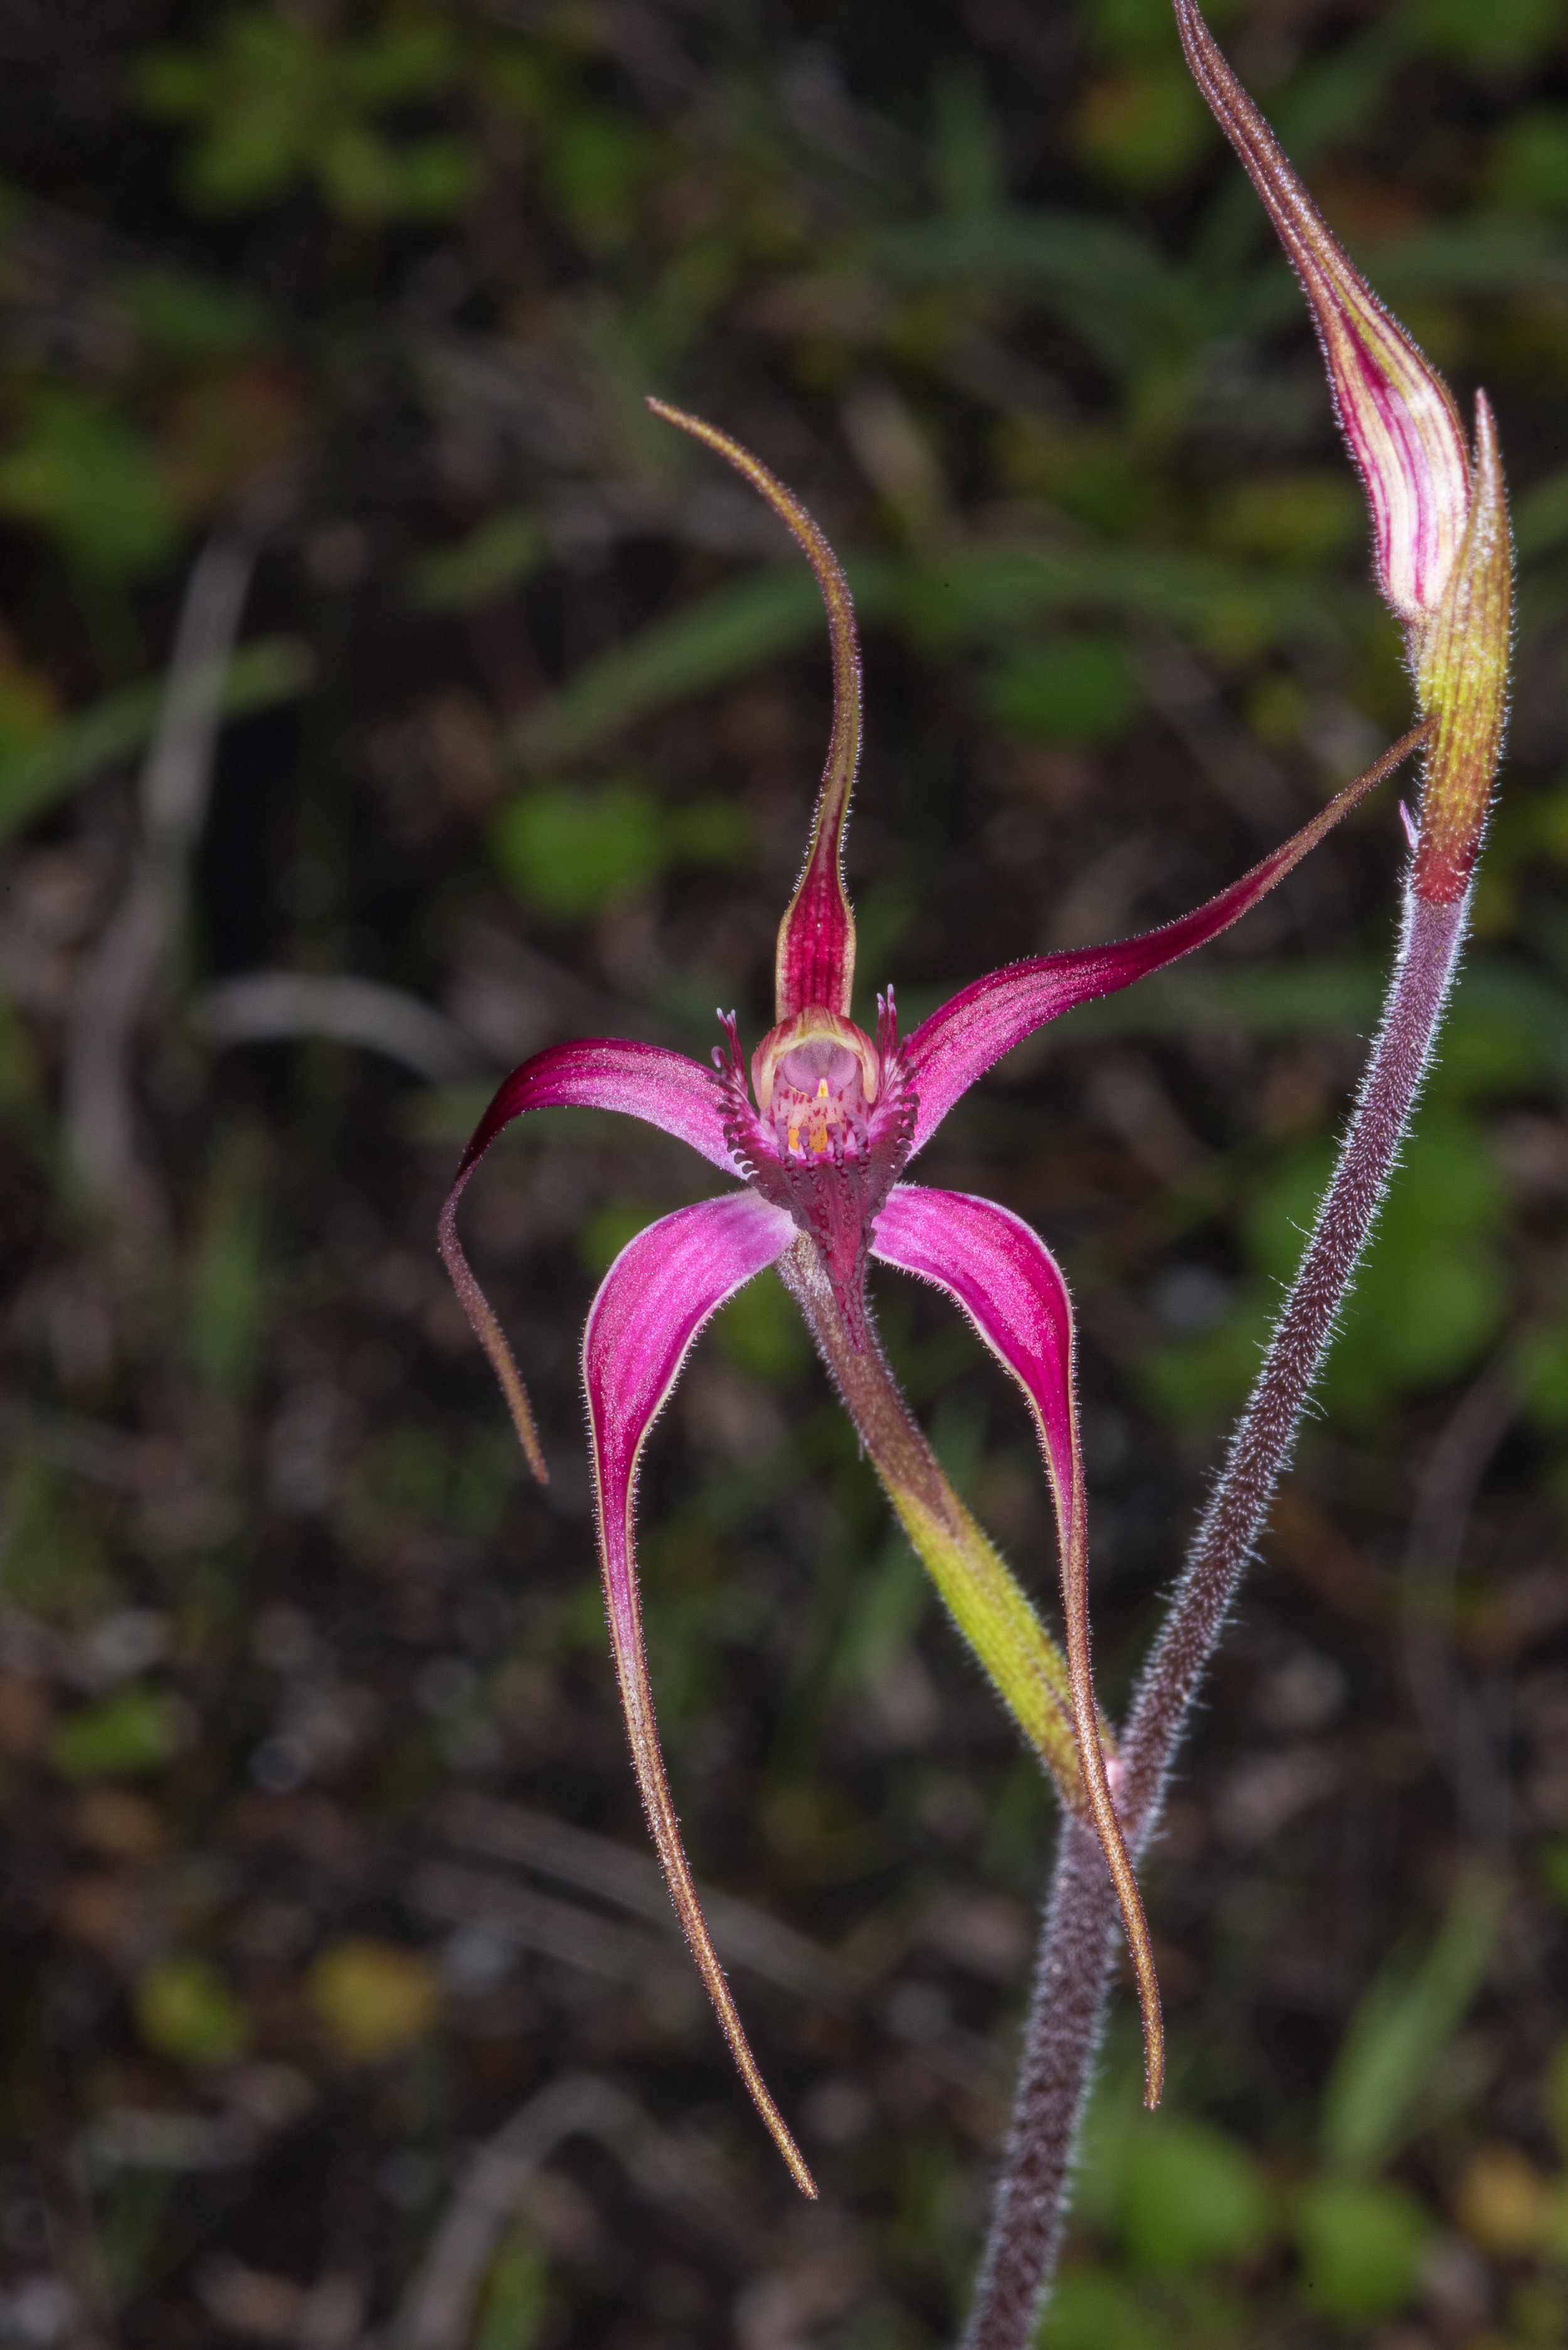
[646,396,862,1023]
[438,1183,549,1484]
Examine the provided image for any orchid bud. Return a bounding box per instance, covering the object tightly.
[1175,0,1512,905]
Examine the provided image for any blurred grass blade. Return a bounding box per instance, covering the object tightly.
[1266,12,1416,166]
[898,540,1338,644]
[516,537,1340,776]
[1194,13,1416,274]
[514,561,895,769]
[876,207,1173,376]
[406,507,546,609]
[1360,219,1568,300]
[1321,1867,1505,2176]
[0,635,315,846]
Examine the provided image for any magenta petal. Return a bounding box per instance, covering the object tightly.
[871,1186,1081,1596]
[871,1183,1165,2101]
[460,1036,736,1179]
[583,1189,814,2193]
[439,1038,736,1482]
[899,733,1422,1156]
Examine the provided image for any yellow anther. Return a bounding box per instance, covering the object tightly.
[788,1125,800,1150]
[811,1130,827,1152]
[817,1080,829,1097]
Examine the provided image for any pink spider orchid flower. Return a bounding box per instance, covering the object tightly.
[439,398,1426,2196]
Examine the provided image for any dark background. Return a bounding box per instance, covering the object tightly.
[1,0,1566,2343]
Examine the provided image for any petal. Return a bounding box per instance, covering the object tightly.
[871,1184,1163,2105]
[583,1190,813,2191]
[649,401,860,1021]
[460,1036,736,1179]
[439,1038,735,1483]
[1176,0,1470,625]
[899,723,1426,1157]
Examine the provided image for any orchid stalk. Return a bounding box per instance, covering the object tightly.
[440,393,1427,2196]
[962,11,1513,2346]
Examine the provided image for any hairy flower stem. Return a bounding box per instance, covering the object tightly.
[777,1235,1086,1805]
[962,884,1468,2350]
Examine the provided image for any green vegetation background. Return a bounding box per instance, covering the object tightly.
[1,0,1568,2342]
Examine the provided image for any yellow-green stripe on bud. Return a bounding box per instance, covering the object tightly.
[1412,396,1513,907]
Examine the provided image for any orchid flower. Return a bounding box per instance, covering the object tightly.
[439,397,1427,2196]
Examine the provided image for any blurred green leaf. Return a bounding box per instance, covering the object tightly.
[712,1272,812,1385]
[1255,1115,1510,1419]
[310,1938,442,2060]
[0,393,174,581]
[1293,2177,1429,2319]
[517,531,1338,778]
[1148,1109,1514,1426]
[1537,1836,1568,1909]
[830,1535,930,1693]
[1083,0,1244,63]
[1118,2117,1273,2273]
[929,65,1004,217]
[338,1426,513,1551]
[1517,1328,1568,1432]
[1,1460,115,1630]
[662,798,751,865]
[1491,106,1568,217]
[492,782,664,915]
[1063,955,1385,1040]
[1209,472,1364,565]
[407,509,546,609]
[119,266,273,357]
[541,109,657,252]
[0,996,43,1121]
[1038,2270,1161,2350]
[878,207,1172,376]
[0,636,315,847]
[188,1161,268,1396]
[516,565,891,768]
[1405,0,1562,68]
[1062,955,1568,1093]
[1546,2037,1568,2156]
[1515,464,1568,560]
[1363,218,1568,300]
[1074,67,1212,197]
[136,6,469,223]
[51,1686,182,1781]
[135,1955,252,2065]
[577,1199,662,1277]
[987,633,1136,745]
[0,646,58,761]
[1259,12,1416,173]
[1139,1299,1272,1426]
[896,540,1332,652]
[475,2228,549,2350]
[492,780,750,917]
[1321,1868,1504,2176]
